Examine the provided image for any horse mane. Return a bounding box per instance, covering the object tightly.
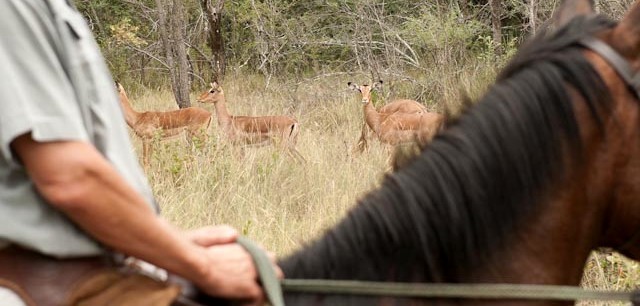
[280,16,615,283]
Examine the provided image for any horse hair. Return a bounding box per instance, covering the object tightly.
[280,15,616,289]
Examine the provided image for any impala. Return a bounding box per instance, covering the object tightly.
[116,82,212,167]
[348,81,444,147]
[348,80,427,153]
[196,82,305,161]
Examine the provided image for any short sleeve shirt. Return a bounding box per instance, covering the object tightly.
[0,0,157,257]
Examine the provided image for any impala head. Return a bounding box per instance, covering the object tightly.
[348,80,383,105]
[197,81,224,104]
[114,81,129,104]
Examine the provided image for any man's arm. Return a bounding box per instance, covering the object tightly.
[10,133,265,301]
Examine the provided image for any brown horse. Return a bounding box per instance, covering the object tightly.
[274,1,640,305]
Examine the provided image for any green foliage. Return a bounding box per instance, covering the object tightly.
[77,0,537,92]
[110,18,147,48]
[402,7,486,61]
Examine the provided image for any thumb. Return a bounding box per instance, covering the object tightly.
[188,225,239,246]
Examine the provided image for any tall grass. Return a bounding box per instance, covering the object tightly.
[128,73,394,256]
[123,63,640,303]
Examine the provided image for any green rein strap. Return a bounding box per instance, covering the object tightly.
[236,236,640,306]
[236,236,285,306]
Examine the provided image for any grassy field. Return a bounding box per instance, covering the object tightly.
[127,73,397,255]
[121,68,640,304]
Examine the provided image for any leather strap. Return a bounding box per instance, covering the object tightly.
[579,37,640,99]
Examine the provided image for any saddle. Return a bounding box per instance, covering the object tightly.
[0,245,188,306]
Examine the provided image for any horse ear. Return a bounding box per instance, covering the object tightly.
[348,82,360,92]
[611,3,640,55]
[553,0,595,28]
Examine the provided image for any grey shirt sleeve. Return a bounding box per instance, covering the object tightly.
[0,0,89,166]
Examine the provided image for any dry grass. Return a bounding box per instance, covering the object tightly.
[121,68,640,304]
[126,74,393,256]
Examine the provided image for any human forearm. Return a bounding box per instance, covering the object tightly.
[11,135,208,281]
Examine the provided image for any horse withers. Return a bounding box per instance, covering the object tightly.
[278,1,640,305]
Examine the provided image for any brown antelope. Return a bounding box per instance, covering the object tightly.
[348,80,444,147]
[116,82,212,167]
[196,81,305,161]
[354,94,428,153]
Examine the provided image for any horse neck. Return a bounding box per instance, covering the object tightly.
[281,188,601,296]
[470,200,599,287]
[118,91,140,127]
[471,96,615,286]
[363,102,381,133]
[281,141,606,288]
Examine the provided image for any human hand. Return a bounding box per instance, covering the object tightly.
[185,226,282,278]
[194,242,284,305]
[195,243,262,303]
[185,225,238,247]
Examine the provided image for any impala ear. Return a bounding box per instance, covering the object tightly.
[347,82,360,92]
[553,0,595,28]
[372,80,383,91]
[211,81,217,88]
[611,2,640,56]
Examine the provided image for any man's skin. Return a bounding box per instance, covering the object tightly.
[11,133,282,304]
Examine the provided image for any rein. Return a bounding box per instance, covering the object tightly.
[237,237,640,306]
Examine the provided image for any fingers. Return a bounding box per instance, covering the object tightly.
[273,265,284,279]
[267,250,276,261]
[192,235,282,303]
[239,279,264,303]
[239,294,266,306]
[265,250,284,279]
[187,225,238,246]
[198,243,263,301]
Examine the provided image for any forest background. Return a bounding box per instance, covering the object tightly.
[80,0,632,105]
[76,0,639,302]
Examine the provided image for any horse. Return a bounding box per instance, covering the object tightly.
[275,1,640,305]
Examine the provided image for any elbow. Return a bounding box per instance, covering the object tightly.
[11,136,112,213]
[35,154,104,212]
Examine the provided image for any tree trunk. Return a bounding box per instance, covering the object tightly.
[489,0,503,56]
[529,0,537,35]
[82,0,104,35]
[155,0,191,108]
[171,0,191,108]
[200,0,226,80]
